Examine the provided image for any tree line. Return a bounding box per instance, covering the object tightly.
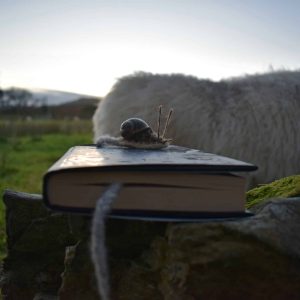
[0,87,100,120]
[0,87,46,109]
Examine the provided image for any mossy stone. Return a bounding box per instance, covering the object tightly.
[246,175,300,209]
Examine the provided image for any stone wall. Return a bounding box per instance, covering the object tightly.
[1,185,300,299]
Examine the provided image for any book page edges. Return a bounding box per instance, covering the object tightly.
[45,171,246,212]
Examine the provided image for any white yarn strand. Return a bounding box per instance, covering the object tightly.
[91,183,122,300]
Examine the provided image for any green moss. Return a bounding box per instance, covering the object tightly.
[246,175,300,209]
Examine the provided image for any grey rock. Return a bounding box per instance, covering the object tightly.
[228,197,300,258]
[1,189,76,300]
[1,190,300,300]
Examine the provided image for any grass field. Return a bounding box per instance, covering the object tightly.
[0,120,93,260]
[0,119,92,137]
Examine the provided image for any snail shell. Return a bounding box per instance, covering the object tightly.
[97,108,172,149]
[120,118,156,143]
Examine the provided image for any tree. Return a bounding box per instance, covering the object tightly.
[4,88,33,107]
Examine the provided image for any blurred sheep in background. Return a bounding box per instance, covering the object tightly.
[93,70,300,187]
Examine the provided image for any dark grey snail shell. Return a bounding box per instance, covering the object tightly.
[120,118,154,142]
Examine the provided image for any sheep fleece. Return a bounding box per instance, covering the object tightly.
[93,71,300,186]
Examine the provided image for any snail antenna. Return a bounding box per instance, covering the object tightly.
[162,108,173,139]
[157,105,162,139]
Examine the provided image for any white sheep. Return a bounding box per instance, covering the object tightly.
[93,70,300,187]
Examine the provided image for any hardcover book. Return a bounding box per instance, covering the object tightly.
[43,145,257,217]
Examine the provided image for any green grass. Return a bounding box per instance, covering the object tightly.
[0,132,92,259]
[0,119,92,137]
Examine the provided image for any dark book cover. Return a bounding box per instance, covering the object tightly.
[43,145,257,220]
[47,145,257,173]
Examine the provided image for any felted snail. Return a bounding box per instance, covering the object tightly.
[96,106,173,149]
[120,118,153,142]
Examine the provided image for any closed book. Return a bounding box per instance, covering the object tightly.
[43,145,257,217]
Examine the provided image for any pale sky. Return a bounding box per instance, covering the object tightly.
[1,0,300,96]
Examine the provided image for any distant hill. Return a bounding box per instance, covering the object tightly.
[29,88,99,106]
[50,97,100,119]
[58,97,100,107]
[0,87,101,119]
